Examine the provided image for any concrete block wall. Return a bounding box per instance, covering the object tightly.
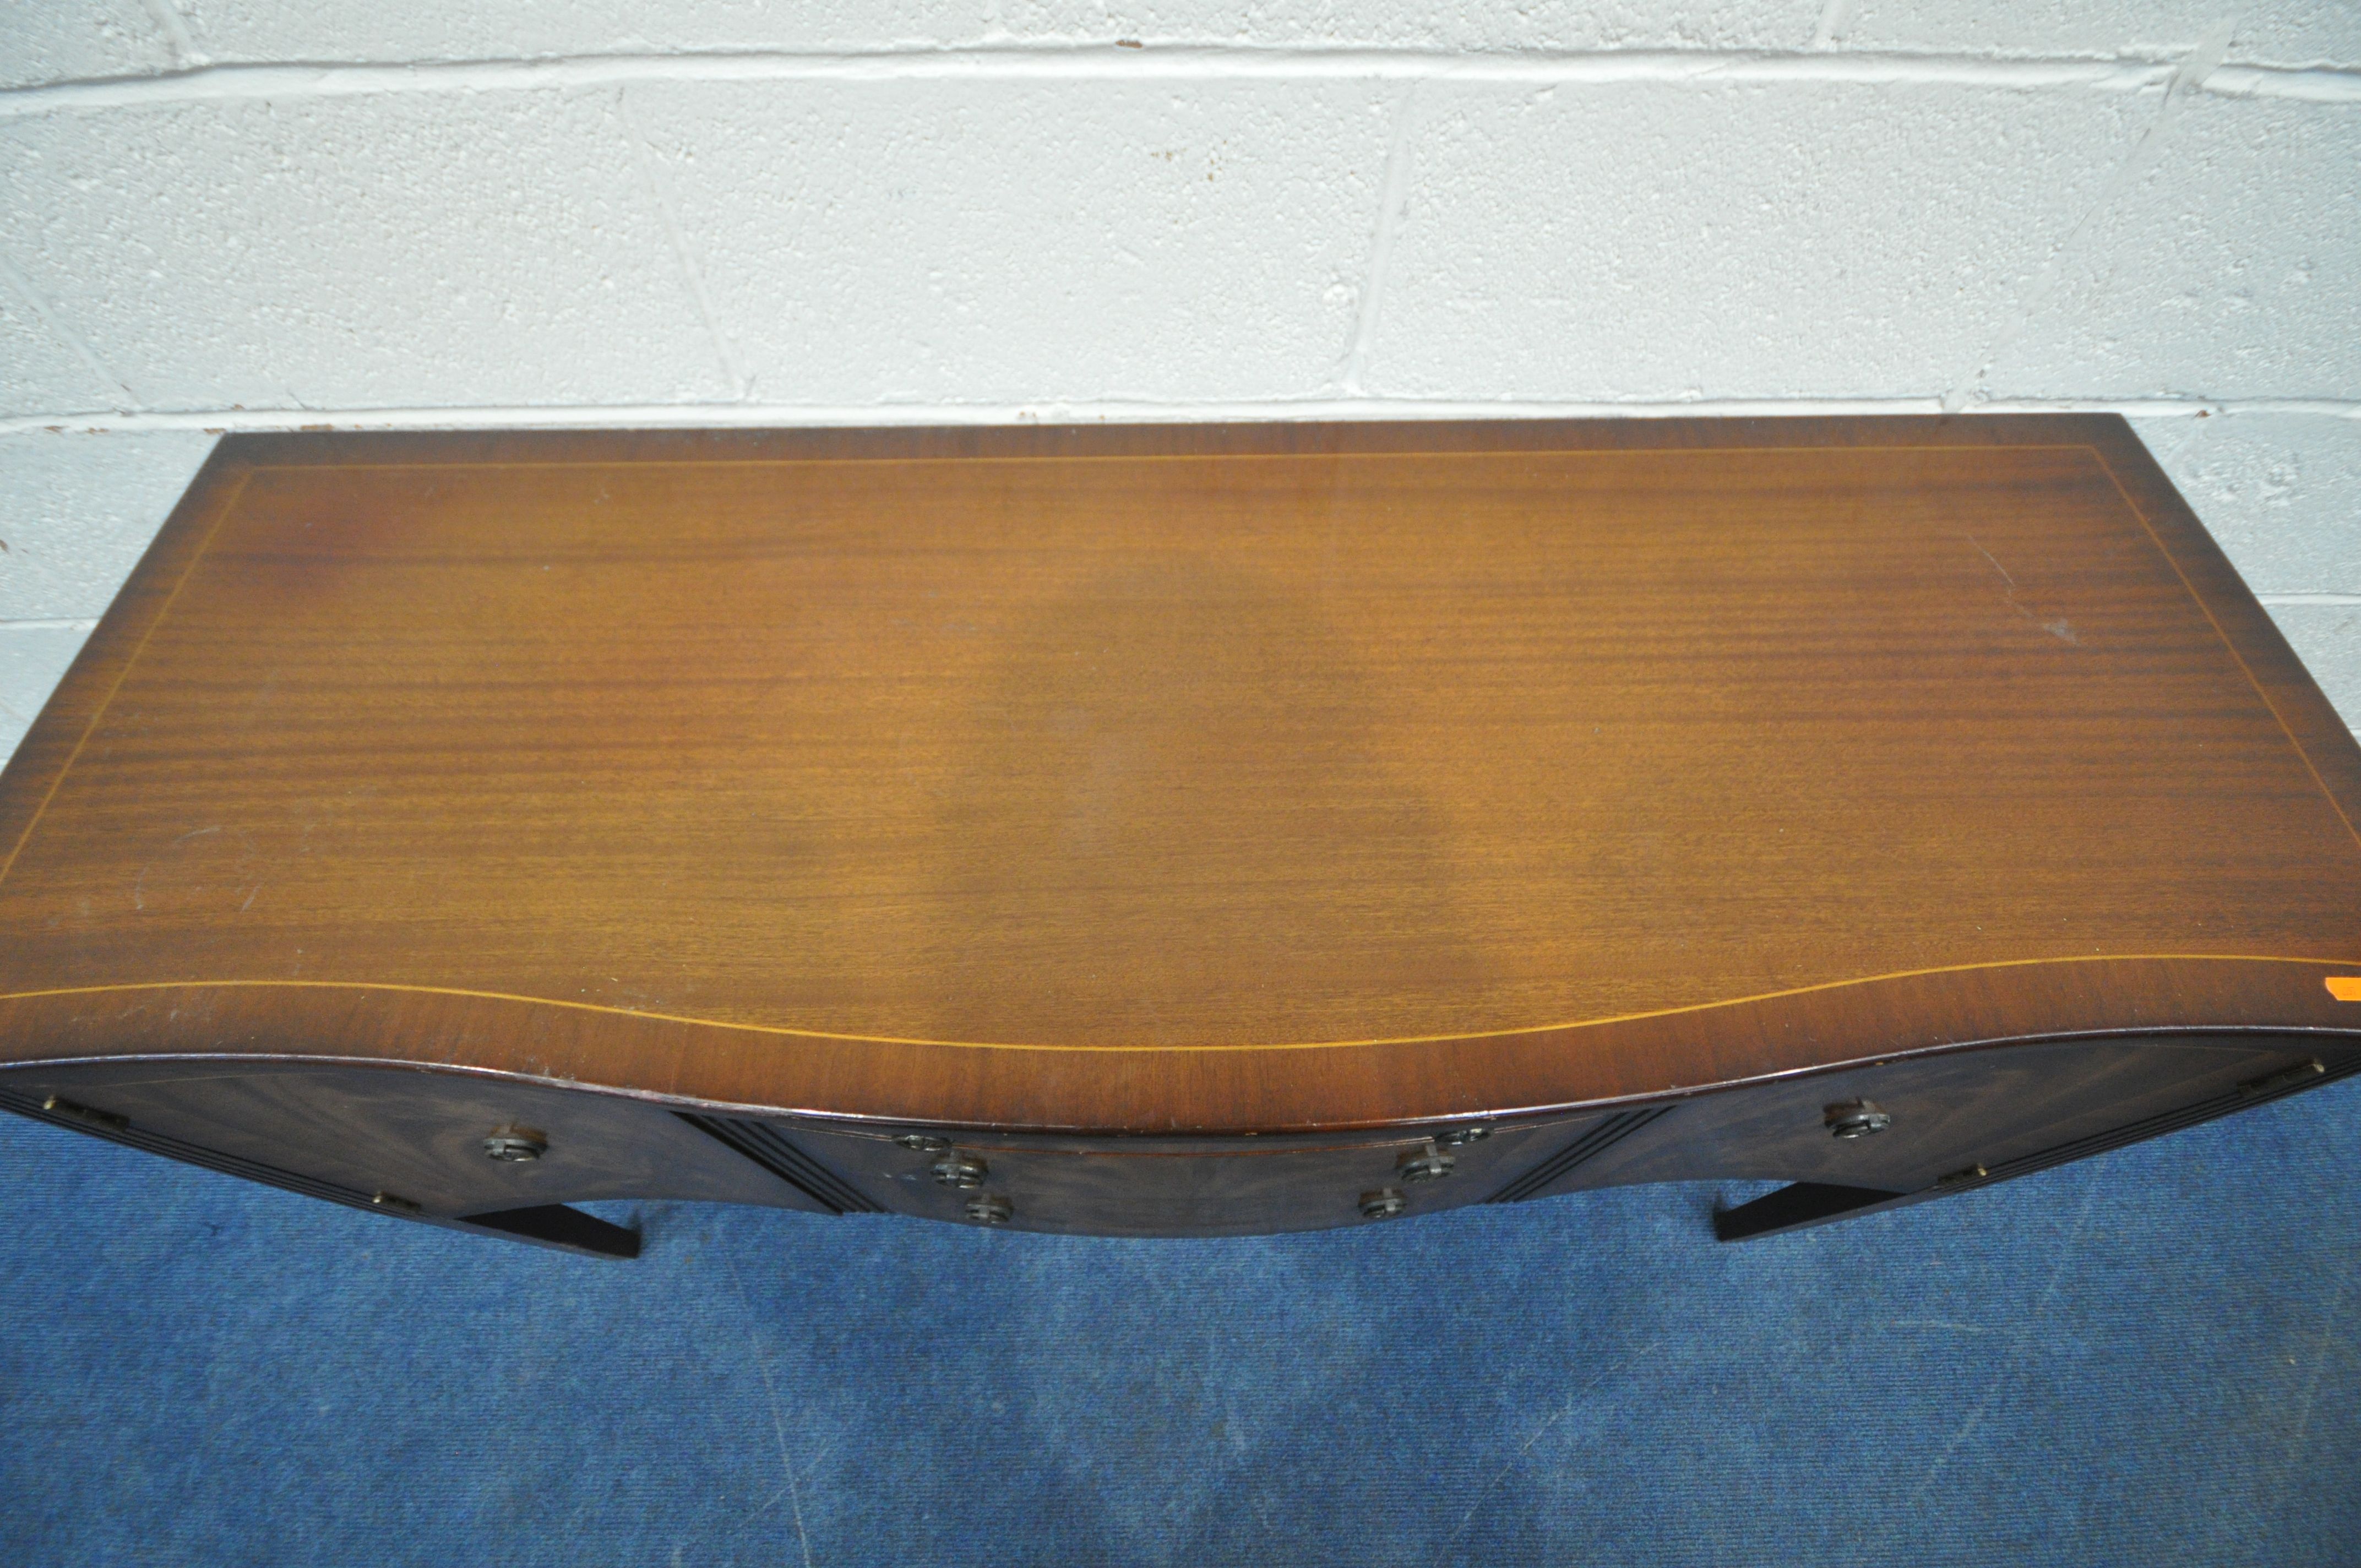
[0,3,2356,753]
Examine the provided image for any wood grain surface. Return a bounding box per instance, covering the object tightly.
[2,416,2357,1137]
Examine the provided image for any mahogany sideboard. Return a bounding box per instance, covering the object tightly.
[2,416,2356,1257]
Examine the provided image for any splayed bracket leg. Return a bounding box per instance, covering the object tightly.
[455,1204,642,1260]
[1712,1182,1910,1243]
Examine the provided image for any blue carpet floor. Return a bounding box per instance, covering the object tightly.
[3,1079,2358,1566]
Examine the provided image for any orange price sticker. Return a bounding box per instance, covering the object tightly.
[2329,977,2361,1002]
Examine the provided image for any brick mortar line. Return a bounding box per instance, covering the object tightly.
[6,396,2361,437]
[1,50,2358,118]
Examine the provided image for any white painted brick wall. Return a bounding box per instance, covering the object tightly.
[1984,94,2361,402]
[0,1,174,90]
[1,5,2357,753]
[1842,4,2361,67]
[1364,80,2154,401]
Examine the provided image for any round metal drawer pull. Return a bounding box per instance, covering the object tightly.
[1824,1102,1892,1140]
[481,1128,548,1162]
[1359,1188,1408,1219]
[965,1195,1014,1225]
[932,1152,988,1188]
[1398,1146,1457,1182]
[895,1133,953,1152]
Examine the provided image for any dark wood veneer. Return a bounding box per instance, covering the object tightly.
[2,416,2355,1244]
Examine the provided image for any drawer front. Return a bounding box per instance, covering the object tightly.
[2,1063,832,1220]
[774,1115,1609,1235]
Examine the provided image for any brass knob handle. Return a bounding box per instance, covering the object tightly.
[1824,1102,1892,1140]
[1397,1144,1457,1182]
[932,1152,988,1188]
[482,1126,549,1162]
